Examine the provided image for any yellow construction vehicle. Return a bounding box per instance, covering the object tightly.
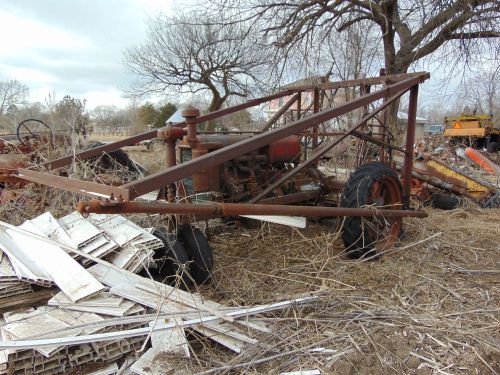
[444,114,499,152]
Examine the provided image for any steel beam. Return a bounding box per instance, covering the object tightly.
[290,72,428,92]
[17,169,131,200]
[175,90,303,128]
[402,85,419,208]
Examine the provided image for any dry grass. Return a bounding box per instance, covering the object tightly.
[193,208,500,374]
[1,142,498,374]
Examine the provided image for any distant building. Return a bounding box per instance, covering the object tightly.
[165,109,184,124]
[398,111,428,139]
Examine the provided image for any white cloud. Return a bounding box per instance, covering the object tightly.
[4,66,56,84]
[0,0,176,109]
[0,12,91,57]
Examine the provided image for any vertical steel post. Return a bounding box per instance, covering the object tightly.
[403,85,419,209]
[183,106,201,146]
[312,88,320,150]
[297,91,302,119]
[165,138,177,202]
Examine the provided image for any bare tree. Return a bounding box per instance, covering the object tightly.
[210,0,498,132]
[125,12,271,124]
[460,66,499,120]
[218,1,498,73]
[0,80,29,116]
[277,16,382,83]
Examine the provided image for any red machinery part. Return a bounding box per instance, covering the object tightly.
[464,147,500,175]
[267,135,301,163]
[178,134,301,196]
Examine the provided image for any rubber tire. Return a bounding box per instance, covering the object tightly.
[152,227,190,287]
[487,142,498,153]
[340,162,402,259]
[178,225,213,285]
[431,193,460,210]
[89,141,146,174]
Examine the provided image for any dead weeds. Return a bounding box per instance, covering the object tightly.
[0,142,498,374]
[200,208,500,374]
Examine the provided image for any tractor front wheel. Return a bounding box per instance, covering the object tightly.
[178,225,214,285]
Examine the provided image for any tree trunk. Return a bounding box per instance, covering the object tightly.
[385,61,411,144]
[204,91,225,131]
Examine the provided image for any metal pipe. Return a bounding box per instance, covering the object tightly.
[403,85,419,208]
[77,200,427,218]
[165,139,176,201]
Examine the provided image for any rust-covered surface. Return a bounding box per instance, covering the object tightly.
[11,72,430,220]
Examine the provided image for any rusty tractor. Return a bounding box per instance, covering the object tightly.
[11,72,430,283]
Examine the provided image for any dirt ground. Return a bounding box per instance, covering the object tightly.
[1,144,498,374]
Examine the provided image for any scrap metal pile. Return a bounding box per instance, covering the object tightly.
[399,144,500,209]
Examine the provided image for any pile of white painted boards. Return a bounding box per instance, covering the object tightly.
[0,212,315,375]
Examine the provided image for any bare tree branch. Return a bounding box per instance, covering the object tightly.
[124,12,272,117]
[0,80,29,116]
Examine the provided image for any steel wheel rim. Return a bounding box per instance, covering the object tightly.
[363,175,402,251]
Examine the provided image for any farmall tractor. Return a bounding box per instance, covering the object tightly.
[11,73,430,284]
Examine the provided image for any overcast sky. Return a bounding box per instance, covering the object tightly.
[0,0,487,114]
[0,0,175,109]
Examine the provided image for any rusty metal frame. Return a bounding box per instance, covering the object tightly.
[40,72,426,171]
[16,72,430,218]
[121,74,427,201]
[249,89,407,203]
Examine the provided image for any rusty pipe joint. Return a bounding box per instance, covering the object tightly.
[157,126,185,141]
[182,105,201,146]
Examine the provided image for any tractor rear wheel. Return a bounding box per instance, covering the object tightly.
[340,162,403,259]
